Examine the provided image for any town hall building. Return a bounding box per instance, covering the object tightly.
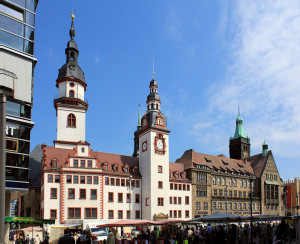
[37,14,284,224]
[40,15,192,224]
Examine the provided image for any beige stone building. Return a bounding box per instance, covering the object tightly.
[283,177,300,216]
[175,113,284,218]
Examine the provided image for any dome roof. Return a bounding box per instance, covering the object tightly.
[57,62,85,83]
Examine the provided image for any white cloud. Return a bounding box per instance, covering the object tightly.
[215,0,300,159]
[179,0,300,161]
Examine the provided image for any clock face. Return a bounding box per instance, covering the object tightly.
[142,141,147,151]
[156,140,164,150]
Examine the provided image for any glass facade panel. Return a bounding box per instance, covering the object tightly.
[6,101,31,119]
[0,30,23,52]
[5,167,28,182]
[0,3,24,20]
[25,0,37,12]
[6,153,29,168]
[8,0,26,8]
[25,11,34,26]
[25,25,34,40]
[0,14,24,36]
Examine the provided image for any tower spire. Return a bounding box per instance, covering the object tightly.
[153,57,155,80]
[238,104,240,117]
[137,104,141,127]
[70,10,76,40]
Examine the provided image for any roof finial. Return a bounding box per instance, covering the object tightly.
[138,104,141,127]
[69,8,76,40]
[153,57,155,80]
[238,104,240,117]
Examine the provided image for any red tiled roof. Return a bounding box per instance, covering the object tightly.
[169,162,190,182]
[42,146,140,176]
[175,149,254,175]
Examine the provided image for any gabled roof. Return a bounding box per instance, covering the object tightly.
[175,149,254,175]
[42,145,140,176]
[247,151,271,177]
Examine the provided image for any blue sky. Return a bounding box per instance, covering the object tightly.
[32,0,300,180]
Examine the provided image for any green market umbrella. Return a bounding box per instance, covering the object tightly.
[5,217,54,225]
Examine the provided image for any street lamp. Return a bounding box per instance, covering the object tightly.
[225,185,228,214]
[250,174,255,244]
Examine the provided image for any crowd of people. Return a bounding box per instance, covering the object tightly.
[9,219,297,244]
[133,220,296,244]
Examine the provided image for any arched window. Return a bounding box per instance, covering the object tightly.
[69,90,75,98]
[67,113,76,127]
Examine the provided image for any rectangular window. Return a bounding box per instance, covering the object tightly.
[158,197,164,206]
[135,210,141,219]
[121,179,125,187]
[185,196,189,205]
[126,211,131,219]
[158,181,163,189]
[174,197,177,204]
[74,176,79,184]
[169,210,172,218]
[214,189,218,196]
[234,190,237,197]
[50,209,57,219]
[118,210,123,219]
[116,179,120,186]
[146,198,149,206]
[243,191,246,198]
[239,191,242,197]
[108,210,114,219]
[219,189,223,196]
[81,148,85,153]
[51,188,57,199]
[118,193,123,203]
[178,211,182,218]
[196,202,201,210]
[108,192,114,202]
[131,180,135,187]
[68,208,81,219]
[85,208,97,219]
[203,202,208,210]
[158,166,162,173]
[67,175,72,184]
[170,183,173,190]
[183,184,186,191]
[196,173,207,184]
[80,160,85,168]
[111,178,115,186]
[196,186,207,197]
[178,197,182,205]
[48,174,53,183]
[185,210,189,218]
[91,189,97,200]
[105,177,109,185]
[136,180,140,188]
[212,202,216,210]
[87,160,92,168]
[68,189,75,199]
[94,176,98,184]
[80,189,86,199]
[229,190,232,197]
[87,176,92,184]
[174,210,177,218]
[174,184,178,190]
[74,160,78,167]
[135,194,140,203]
[55,175,60,183]
[126,180,130,187]
[126,193,131,203]
[187,185,190,191]
[179,184,182,190]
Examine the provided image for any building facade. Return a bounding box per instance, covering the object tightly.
[176,114,284,218]
[283,177,300,216]
[40,16,192,224]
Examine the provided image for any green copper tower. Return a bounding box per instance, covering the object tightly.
[229,106,251,159]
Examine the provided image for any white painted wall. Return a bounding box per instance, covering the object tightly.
[139,130,170,220]
[56,106,86,142]
[0,49,34,103]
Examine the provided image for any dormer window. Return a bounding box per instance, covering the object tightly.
[52,161,57,168]
[103,163,108,171]
[205,157,212,163]
[81,147,85,153]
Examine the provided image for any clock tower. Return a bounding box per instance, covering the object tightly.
[53,14,88,149]
[139,77,170,220]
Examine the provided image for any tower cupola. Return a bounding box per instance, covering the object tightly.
[229,106,251,160]
[262,139,268,156]
[146,79,161,112]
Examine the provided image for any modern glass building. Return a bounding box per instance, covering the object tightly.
[0,0,38,194]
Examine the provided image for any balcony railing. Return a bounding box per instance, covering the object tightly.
[54,92,88,104]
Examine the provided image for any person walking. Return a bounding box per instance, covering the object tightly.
[107,228,116,244]
[58,228,75,244]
